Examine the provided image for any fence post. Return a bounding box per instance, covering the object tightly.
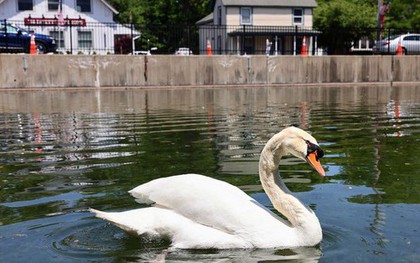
[187,26,190,52]
[242,25,245,55]
[69,23,73,54]
[3,19,9,52]
[131,22,134,54]
[294,25,298,55]
[388,28,391,54]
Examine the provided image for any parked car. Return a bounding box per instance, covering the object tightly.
[175,47,193,55]
[132,47,158,55]
[0,22,57,54]
[373,33,420,55]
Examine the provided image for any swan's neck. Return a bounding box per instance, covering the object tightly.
[259,133,321,233]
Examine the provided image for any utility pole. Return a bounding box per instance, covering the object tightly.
[376,0,383,42]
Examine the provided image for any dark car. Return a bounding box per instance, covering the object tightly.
[0,22,57,54]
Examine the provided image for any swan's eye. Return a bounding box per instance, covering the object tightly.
[306,140,324,160]
[316,148,324,158]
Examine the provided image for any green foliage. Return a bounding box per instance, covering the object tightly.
[106,0,417,54]
[107,0,211,53]
[107,0,148,25]
[386,0,420,29]
[314,0,419,53]
[314,0,376,54]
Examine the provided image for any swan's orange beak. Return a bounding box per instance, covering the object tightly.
[306,152,326,177]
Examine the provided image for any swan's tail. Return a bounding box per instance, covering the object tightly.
[90,207,192,238]
[89,208,108,220]
[89,207,251,249]
[89,208,154,236]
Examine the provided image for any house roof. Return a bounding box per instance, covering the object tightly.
[0,0,119,14]
[196,12,214,25]
[100,0,119,14]
[212,0,317,8]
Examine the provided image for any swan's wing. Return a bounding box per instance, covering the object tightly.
[128,174,285,235]
[90,207,251,249]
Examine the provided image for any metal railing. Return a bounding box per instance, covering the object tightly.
[1,19,136,54]
[1,19,419,55]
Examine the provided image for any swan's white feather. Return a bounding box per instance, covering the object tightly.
[90,127,323,249]
[93,174,297,248]
[89,207,251,249]
[130,174,295,244]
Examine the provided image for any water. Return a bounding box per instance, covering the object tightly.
[0,85,419,262]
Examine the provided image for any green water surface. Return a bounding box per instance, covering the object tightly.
[0,85,419,262]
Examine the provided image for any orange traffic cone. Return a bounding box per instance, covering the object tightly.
[396,37,403,55]
[301,36,307,56]
[206,39,212,56]
[30,34,37,55]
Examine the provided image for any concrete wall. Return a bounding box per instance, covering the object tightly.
[0,54,419,89]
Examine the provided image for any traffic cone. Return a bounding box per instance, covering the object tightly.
[206,39,212,56]
[30,34,37,55]
[301,36,307,56]
[396,37,403,55]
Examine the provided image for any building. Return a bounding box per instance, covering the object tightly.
[0,0,138,54]
[351,36,374,54]
[197,0,320,55]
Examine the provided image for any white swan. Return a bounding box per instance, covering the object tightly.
[90,126,326,249]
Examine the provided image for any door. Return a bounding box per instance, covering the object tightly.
[403,35,420,55]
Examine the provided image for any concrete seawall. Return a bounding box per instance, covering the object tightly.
[1,54,419,88]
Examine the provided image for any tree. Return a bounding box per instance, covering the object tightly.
[385,0,420,29]
[108,0,211,53]
[314,0,377,54]
[108,0,149,25]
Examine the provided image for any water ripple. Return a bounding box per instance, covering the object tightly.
[1,86,420,262]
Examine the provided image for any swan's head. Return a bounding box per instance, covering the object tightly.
[281,126,326,177]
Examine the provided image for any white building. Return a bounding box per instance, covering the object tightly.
[0,0,138,54]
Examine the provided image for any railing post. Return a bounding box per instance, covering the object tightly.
[242,25,245,55]
[131,22,134,54]
[69,23,73,54]
[388,28,391,54]
[3,19,9,52]
[187,25,190,51]
[294,25,298,55]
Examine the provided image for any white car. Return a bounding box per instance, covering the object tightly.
[175,47,192,55]
[373,33,420,55]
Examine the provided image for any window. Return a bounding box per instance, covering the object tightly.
[48,0,59,10]
[293,8,303,25]
[240,7,252,25]
[217,6,222,25]
[18,0,33,11]
[404,35,420,41]
[76,0,91,12]
[50,30,64,48]
[78,31,92,48]
[0,22,5,33]
[5,24,19,34]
